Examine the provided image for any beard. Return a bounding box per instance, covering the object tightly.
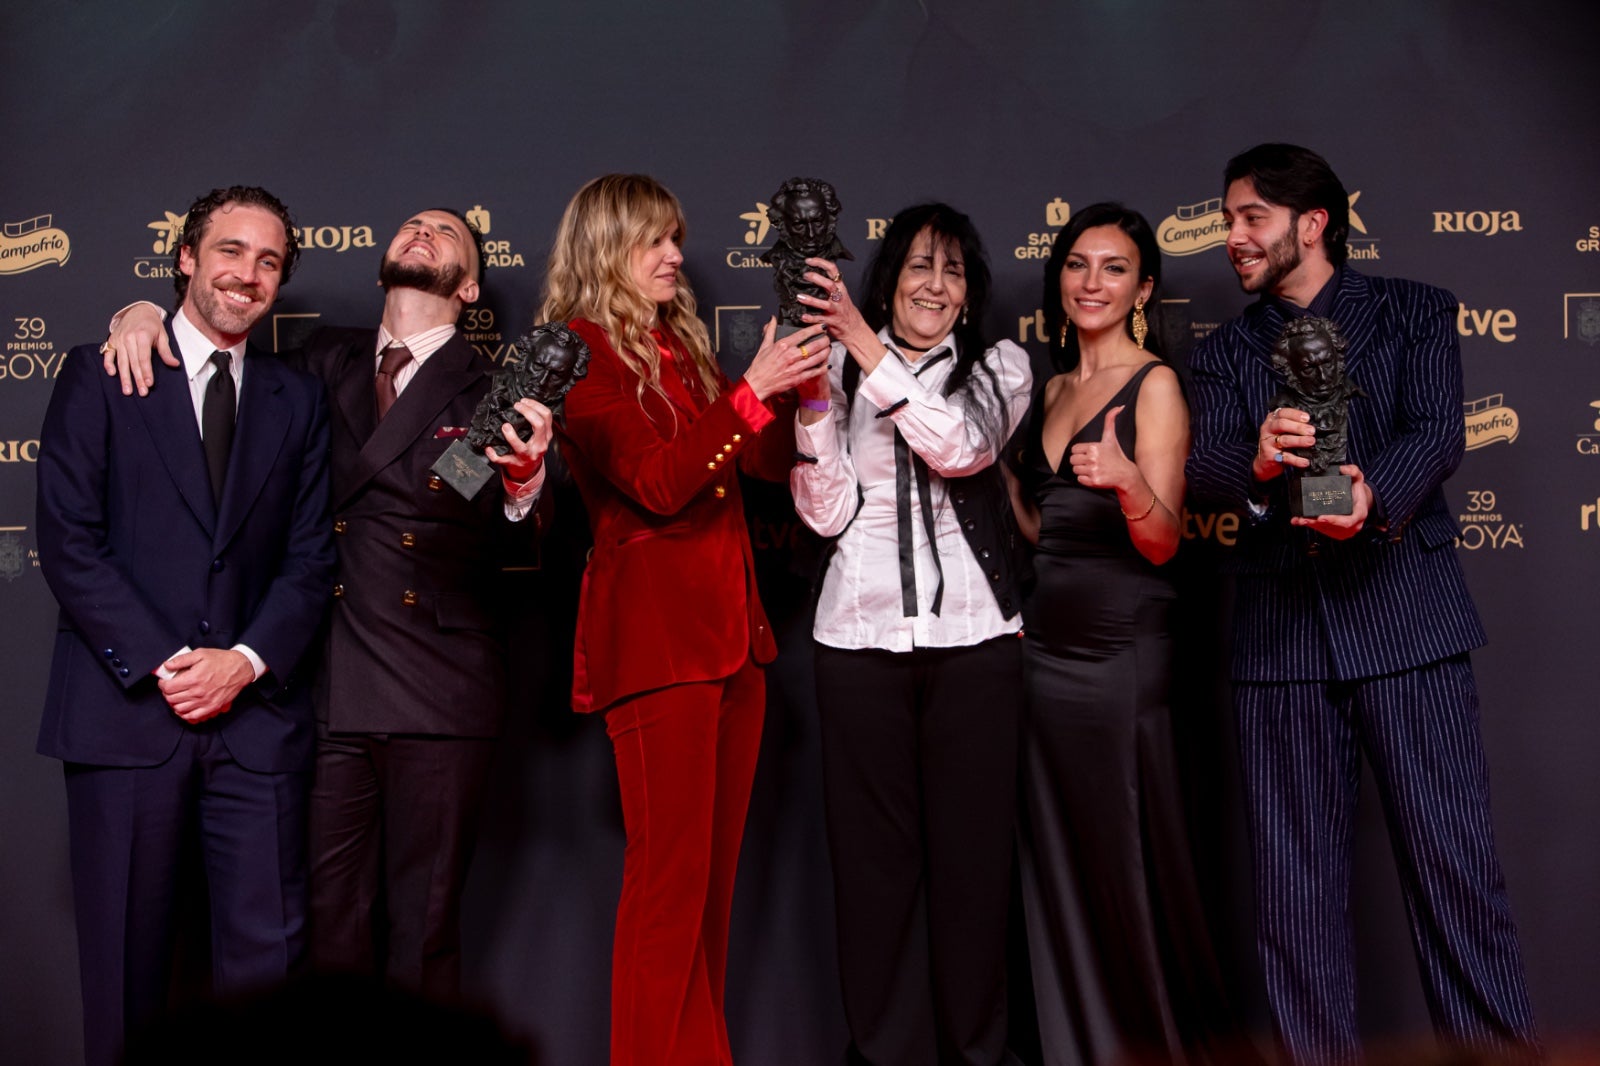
[379,255,467,298]
[188,280,269,338]
[1237,219,1303,295]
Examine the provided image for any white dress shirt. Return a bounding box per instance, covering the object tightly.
[161,307,266,681]
[792,329,1032,651]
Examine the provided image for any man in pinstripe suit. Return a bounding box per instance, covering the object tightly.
[1185,143,1538,1063]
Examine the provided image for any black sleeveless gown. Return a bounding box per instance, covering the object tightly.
[1017,362,1242,1065]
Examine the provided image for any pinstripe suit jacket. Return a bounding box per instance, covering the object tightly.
[1186,269,1486,682]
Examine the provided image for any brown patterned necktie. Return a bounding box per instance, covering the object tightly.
[375,342,414,420]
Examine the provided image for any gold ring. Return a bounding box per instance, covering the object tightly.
[1273,433,1282,446]
[830,272,841,284]
[100,341,114,356]
[799,343,809,359]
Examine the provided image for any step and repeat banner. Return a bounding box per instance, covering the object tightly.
[3,2,1597,1062]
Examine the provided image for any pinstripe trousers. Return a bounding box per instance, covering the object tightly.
[1235,655,1538,1064]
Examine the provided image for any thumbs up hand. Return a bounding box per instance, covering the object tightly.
[1068,405,1137,492]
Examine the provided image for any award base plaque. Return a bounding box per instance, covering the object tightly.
[431,439,497,500]
[1289,473,1354,518]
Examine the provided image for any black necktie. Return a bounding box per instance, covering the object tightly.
[886,348,952,618]
[202,350,235,503]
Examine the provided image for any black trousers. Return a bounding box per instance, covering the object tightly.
[306,727,495,999]
[815,636,1022,1066]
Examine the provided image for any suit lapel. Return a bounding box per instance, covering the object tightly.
[215,346,290,550]
[337,333,486,509]
[329,331,380,449]
[1328,268,1378,379]
[137,324,216,534]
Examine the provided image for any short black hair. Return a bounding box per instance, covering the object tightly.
[1224,143,1349,266]
[421,207,487,283]
[173,186,299,303]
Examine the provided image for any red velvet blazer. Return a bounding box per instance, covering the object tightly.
[559,319,795,714]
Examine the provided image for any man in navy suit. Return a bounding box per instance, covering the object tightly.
[101,207,552,999]
[1185,144,1538,1062]
[37,186,335,1066]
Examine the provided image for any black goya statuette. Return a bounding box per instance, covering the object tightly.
[1270,316,1364,518]
[761,176,853,338]
[431,322,590,500]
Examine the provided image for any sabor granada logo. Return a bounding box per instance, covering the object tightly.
[1012,198,1071,260]
[136,210,376,280]
[0,214,71,276]
[463,205,525,268]
[1463,394,1518,450]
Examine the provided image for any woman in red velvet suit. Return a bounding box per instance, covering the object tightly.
[543,173,828,1065]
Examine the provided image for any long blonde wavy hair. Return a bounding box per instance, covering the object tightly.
[541,174,720,409]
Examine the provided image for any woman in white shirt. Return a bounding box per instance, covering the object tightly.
[790,203,1032,1065]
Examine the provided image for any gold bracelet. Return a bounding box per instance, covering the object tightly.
[1122,491,1158,521]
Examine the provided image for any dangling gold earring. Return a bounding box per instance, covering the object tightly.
[1131,297,1149,349]
[1059,321,1069,346]
[960,306,968,327]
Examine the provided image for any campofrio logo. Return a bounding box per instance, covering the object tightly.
[1463,394,1519,450]
[1156,191,1375,260]
[0,214,71,276]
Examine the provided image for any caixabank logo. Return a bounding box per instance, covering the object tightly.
[1563,294,1600,346]
[0,214,71,276]
[0,523,37,581]
[3,314,67,383]
[1575,401,1600,455]
[1463,394,1519,450]
[135,210,377,280]
[726,202,775,270]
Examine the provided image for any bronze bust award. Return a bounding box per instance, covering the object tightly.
[431,322,591,499]
[761,177,852,336]
[1271,316,1363,517]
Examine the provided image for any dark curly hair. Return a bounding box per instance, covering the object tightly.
[172,185,299,304]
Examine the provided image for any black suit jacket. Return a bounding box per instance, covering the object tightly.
[36,333,335,770]
[299,327,537,737]
[1186,269,1487,683]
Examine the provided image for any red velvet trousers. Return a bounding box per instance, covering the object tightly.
[604,657,765,1066]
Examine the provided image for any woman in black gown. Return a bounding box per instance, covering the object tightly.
[1008,203,1241,1065]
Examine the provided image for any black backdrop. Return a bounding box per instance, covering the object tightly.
[4,2,1599,1062]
